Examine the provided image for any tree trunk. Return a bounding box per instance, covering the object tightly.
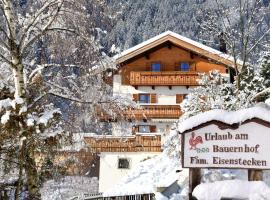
[15,139,25,200]
[25,148,41,200]
[4,0,26,98]
[13,65,26,98]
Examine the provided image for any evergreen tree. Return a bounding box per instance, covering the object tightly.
[260,48,270,88]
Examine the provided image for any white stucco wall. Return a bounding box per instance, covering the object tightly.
[111,120,175,136]
[113,74,193,105]
[99,152,161,193]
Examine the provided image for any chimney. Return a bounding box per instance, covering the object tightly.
[219,32,227,53]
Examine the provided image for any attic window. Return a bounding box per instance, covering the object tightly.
[151,63,161,72]
[118,158,130,169]
[180,62,190,71]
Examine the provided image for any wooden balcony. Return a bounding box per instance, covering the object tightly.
[130,71,199,86]
[84,134,161,152]
[124,105,181,120]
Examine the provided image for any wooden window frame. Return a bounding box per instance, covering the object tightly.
[136,93,157,104]
[150,61,162,72]
[175,62,196,71]
[139,93,151,103]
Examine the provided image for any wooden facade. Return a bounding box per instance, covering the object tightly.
[119,45,227,85]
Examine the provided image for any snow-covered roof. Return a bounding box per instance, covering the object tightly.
[114,31,239,68]
[178,103,270,133]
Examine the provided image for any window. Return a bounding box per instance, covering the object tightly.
[138,125,150,133]
[139,94,150,103]
[151,63,161,72]
[118,158,130,169]
[179,62,190,71]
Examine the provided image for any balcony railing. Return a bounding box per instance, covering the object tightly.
[84,135,161,152]
[130,71,199,86]
[124,105,181,120]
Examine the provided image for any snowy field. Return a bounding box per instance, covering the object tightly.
[41,176,98,200]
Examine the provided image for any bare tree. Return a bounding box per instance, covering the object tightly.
[0,0,130,199]
[198,0,270,88]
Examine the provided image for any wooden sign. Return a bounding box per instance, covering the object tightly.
[181,119,270,169]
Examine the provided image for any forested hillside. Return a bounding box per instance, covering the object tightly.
[68,0,270,132]
[104,0,270,54]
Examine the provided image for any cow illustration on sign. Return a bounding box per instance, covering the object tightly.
[189,132,203,150]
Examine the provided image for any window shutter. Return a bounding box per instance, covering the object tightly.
[176,94,184,104]
[151,94,157,103]
[132,126,138,134]
[150,125,156,133]
[133,94,139,102]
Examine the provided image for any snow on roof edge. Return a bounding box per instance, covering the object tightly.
[114,30,240,67]
[178,103,270,133]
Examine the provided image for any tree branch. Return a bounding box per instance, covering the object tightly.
[252,87,270,101]
[18,0,59,51]
[28,63,82,83]
[21,0,64,56]
[47,91,112,104]
[0,52,12,66]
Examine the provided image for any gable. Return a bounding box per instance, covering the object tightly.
[119,44,227,85]
[115,31,237,68]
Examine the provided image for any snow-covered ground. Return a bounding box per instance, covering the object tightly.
[101,104,270,200]
[193,180,270,200]
[103,152,187,198]
[41,176,98,200]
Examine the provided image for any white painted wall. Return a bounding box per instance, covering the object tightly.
[112,74,182,136]
[113,74,194,105]
[111,120,174,136]
[99,152,161,192]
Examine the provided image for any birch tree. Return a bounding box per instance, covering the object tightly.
[0,0,126,199]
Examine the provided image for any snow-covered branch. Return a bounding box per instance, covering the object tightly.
[28,63,82,83]
[18,0,59,50]
[21,0,64,56]
[47,91,112,104]
[252,87,270,101]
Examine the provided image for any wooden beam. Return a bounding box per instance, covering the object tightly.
[189,168,201,200]
[248,170,263,181]
[190,52,195,59]
[144,53,150,60]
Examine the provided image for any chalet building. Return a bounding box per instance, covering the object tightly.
[87,31,236,193]
[111,30,235,137]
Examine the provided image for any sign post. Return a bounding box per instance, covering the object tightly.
[189,168,201,200]
[180,116,270,200]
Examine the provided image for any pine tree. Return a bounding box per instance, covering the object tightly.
[260,49,270,88]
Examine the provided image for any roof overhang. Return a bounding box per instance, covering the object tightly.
[114,31,240,68]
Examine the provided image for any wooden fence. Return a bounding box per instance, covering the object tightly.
[71,193,155,200]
